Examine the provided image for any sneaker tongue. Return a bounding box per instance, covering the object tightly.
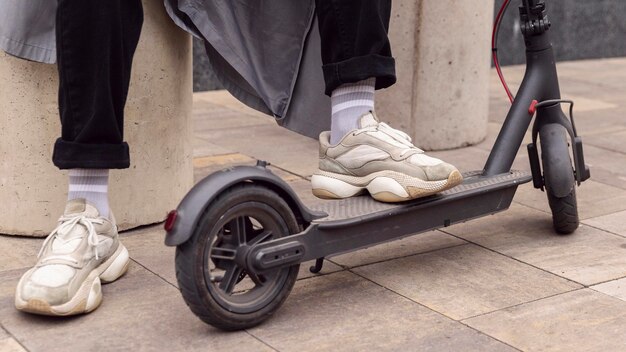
[64,199,100,218]
[51,199,100,253]
[358,112,379,129]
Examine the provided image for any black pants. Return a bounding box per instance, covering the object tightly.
[52,0,394,170]
[53,0,143,169]
[315,0,395,95]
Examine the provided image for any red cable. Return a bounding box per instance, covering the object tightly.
[492,0,514,103]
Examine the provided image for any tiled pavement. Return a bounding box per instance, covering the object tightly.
[2,58,626,351]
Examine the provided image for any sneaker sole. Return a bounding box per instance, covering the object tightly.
[311,170,463,203]
[15,244,130,316]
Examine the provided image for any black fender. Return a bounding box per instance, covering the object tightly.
[539,123,576,198]
[530,103,577,197]
[164,163,327,247]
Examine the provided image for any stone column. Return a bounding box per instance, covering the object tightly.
[377,0,494,151]
[0,0,193,236]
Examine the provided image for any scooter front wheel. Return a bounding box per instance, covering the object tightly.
[175,183,300,330]
[540,124,579,234]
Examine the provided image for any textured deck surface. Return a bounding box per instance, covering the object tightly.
[311,171,531,222]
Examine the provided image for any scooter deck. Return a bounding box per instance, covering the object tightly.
[311,170,531,223]
[249,170,532,272]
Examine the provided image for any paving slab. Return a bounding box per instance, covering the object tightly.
[582,210,626,238]
[0,235,42,272]
[0,266,272,352]
[196,124,319,178]
[557,58,626,92]
[585,129,626,154]
[570,108,626,137]
[329,231,466,268]
[513,179,626,220]
[463,289,626,352]
[428,146,490,173]
[194,91,269,119]
[579,144,626,191]
[120,226,178,287]
[352,244,579,320]
[192,136,235,158]
[0,325,27,352]
[592,277,626,302]
[444,203,626,286]
[249,271,516,352]
[193,102,272,132]
[0,334,26,352]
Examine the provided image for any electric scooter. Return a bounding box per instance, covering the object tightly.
[164,0,590,331]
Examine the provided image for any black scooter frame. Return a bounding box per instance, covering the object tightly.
[165,0,589,275]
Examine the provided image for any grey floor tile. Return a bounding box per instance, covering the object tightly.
[582,210,626,238]
[585,130,626,154]
[0,325,27,352]
[121,225,178,287]
[592,277,626,302]
[0,266,272,352]
[353,244,579,320]
[463,289,626,352]
[429,146,490,173]
[192,100,272,132]
[193,136,235,158]
[513,179,626,220]
[445,203,626,286]
[196,124,319,178]
[571,108,626,138]
[0,326,9,339]
[249,271,516,352]
[0,235,42,272]
[330,230,466,268]
[0,334,26,352]
[581,144,626,190]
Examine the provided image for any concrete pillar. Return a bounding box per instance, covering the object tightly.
[0,0,193,237]
[377,0,494,151]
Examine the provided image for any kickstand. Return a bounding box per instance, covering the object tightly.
[309,258,325,274]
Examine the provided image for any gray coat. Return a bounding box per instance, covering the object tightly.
[0,0,330,138]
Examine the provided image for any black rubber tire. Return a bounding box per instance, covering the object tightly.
[175,184,300,331]
[540,124,580,234]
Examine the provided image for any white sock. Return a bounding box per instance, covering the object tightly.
[67,169,110,218]
[330,77,376,145]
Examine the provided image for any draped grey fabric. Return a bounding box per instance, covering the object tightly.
[0,0,330,138]
[164,0,330,137]
[0,0,57,63]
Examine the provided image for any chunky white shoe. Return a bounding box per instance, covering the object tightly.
[312,112,463,202]
[15,199,129,316]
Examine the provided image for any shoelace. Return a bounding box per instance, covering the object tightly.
[356,122,424,157]
[38,214,105,261]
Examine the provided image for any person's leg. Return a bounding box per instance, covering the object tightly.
[54,0,142,217]
[312,0,462,202]
[15,0,143,316]
[315,0,395,144]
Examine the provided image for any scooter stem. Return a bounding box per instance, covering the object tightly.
[483,0,561,176]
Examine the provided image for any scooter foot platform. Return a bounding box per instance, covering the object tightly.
[248,170,531,272]
[311,170,531,224]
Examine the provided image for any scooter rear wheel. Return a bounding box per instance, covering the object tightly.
[540,124,579,234]
[175,183,300,330]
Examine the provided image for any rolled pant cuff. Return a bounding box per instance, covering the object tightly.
[322,54,396,95]
[52,138,130,169]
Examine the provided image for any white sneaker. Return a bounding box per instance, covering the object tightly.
[312,112,463,202]
[15,199,129,316]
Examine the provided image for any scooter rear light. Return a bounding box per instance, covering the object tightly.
[164,210,178,232]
